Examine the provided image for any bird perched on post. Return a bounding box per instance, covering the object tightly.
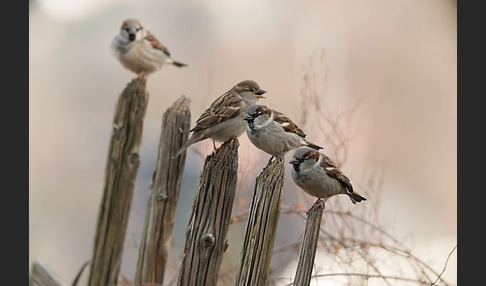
[111,18,187,77]
[289,147,366,207]
[243,105,322,161]
[173,80,267,158]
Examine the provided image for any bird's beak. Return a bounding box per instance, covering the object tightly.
[128,28,137,41]
[243,114,254,121]
[289,158,299,165]
[255,89,266,99]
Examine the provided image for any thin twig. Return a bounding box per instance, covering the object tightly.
[318,228,393,286]
[284,272,433,286]
[72,260,90,286]
[430,245,457,286]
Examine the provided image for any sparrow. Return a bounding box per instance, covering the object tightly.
[111,18,187,77]
[173,80,267,158]
[243,105,323,159]
[289,147,366,206]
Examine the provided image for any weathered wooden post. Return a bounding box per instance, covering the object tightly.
[88,76,149,286]
[29,260,66,286]
[135,95,191,285]
[177,139,239,286]
[236,155,285,286]
[292,203,325,286]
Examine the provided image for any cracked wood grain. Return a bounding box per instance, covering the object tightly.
[177,139,239,286]
[236,155,285,286]
[88,76,149,286]
[135,95,191,285]
[293,202,325,286]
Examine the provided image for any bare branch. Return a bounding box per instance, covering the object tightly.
[284,272,434,286]
[430,245,457,286]
[72,260,90,286]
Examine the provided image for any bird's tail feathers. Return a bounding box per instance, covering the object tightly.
[173,133,203,159]
[171,60,188,68]
[173,145,188,159]
[348,191,367,204]
[305,140,323,150]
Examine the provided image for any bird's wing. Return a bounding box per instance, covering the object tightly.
[273,110,306,138]
[320,155,353,191]
[191,92,243,132]
[145,31,171,57]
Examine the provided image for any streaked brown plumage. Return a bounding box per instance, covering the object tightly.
[290,147,366,205]
[174,80,266,158]
[111,18,187,76]
[244,105,322,157]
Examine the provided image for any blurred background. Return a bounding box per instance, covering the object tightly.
[29,0,456,285]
